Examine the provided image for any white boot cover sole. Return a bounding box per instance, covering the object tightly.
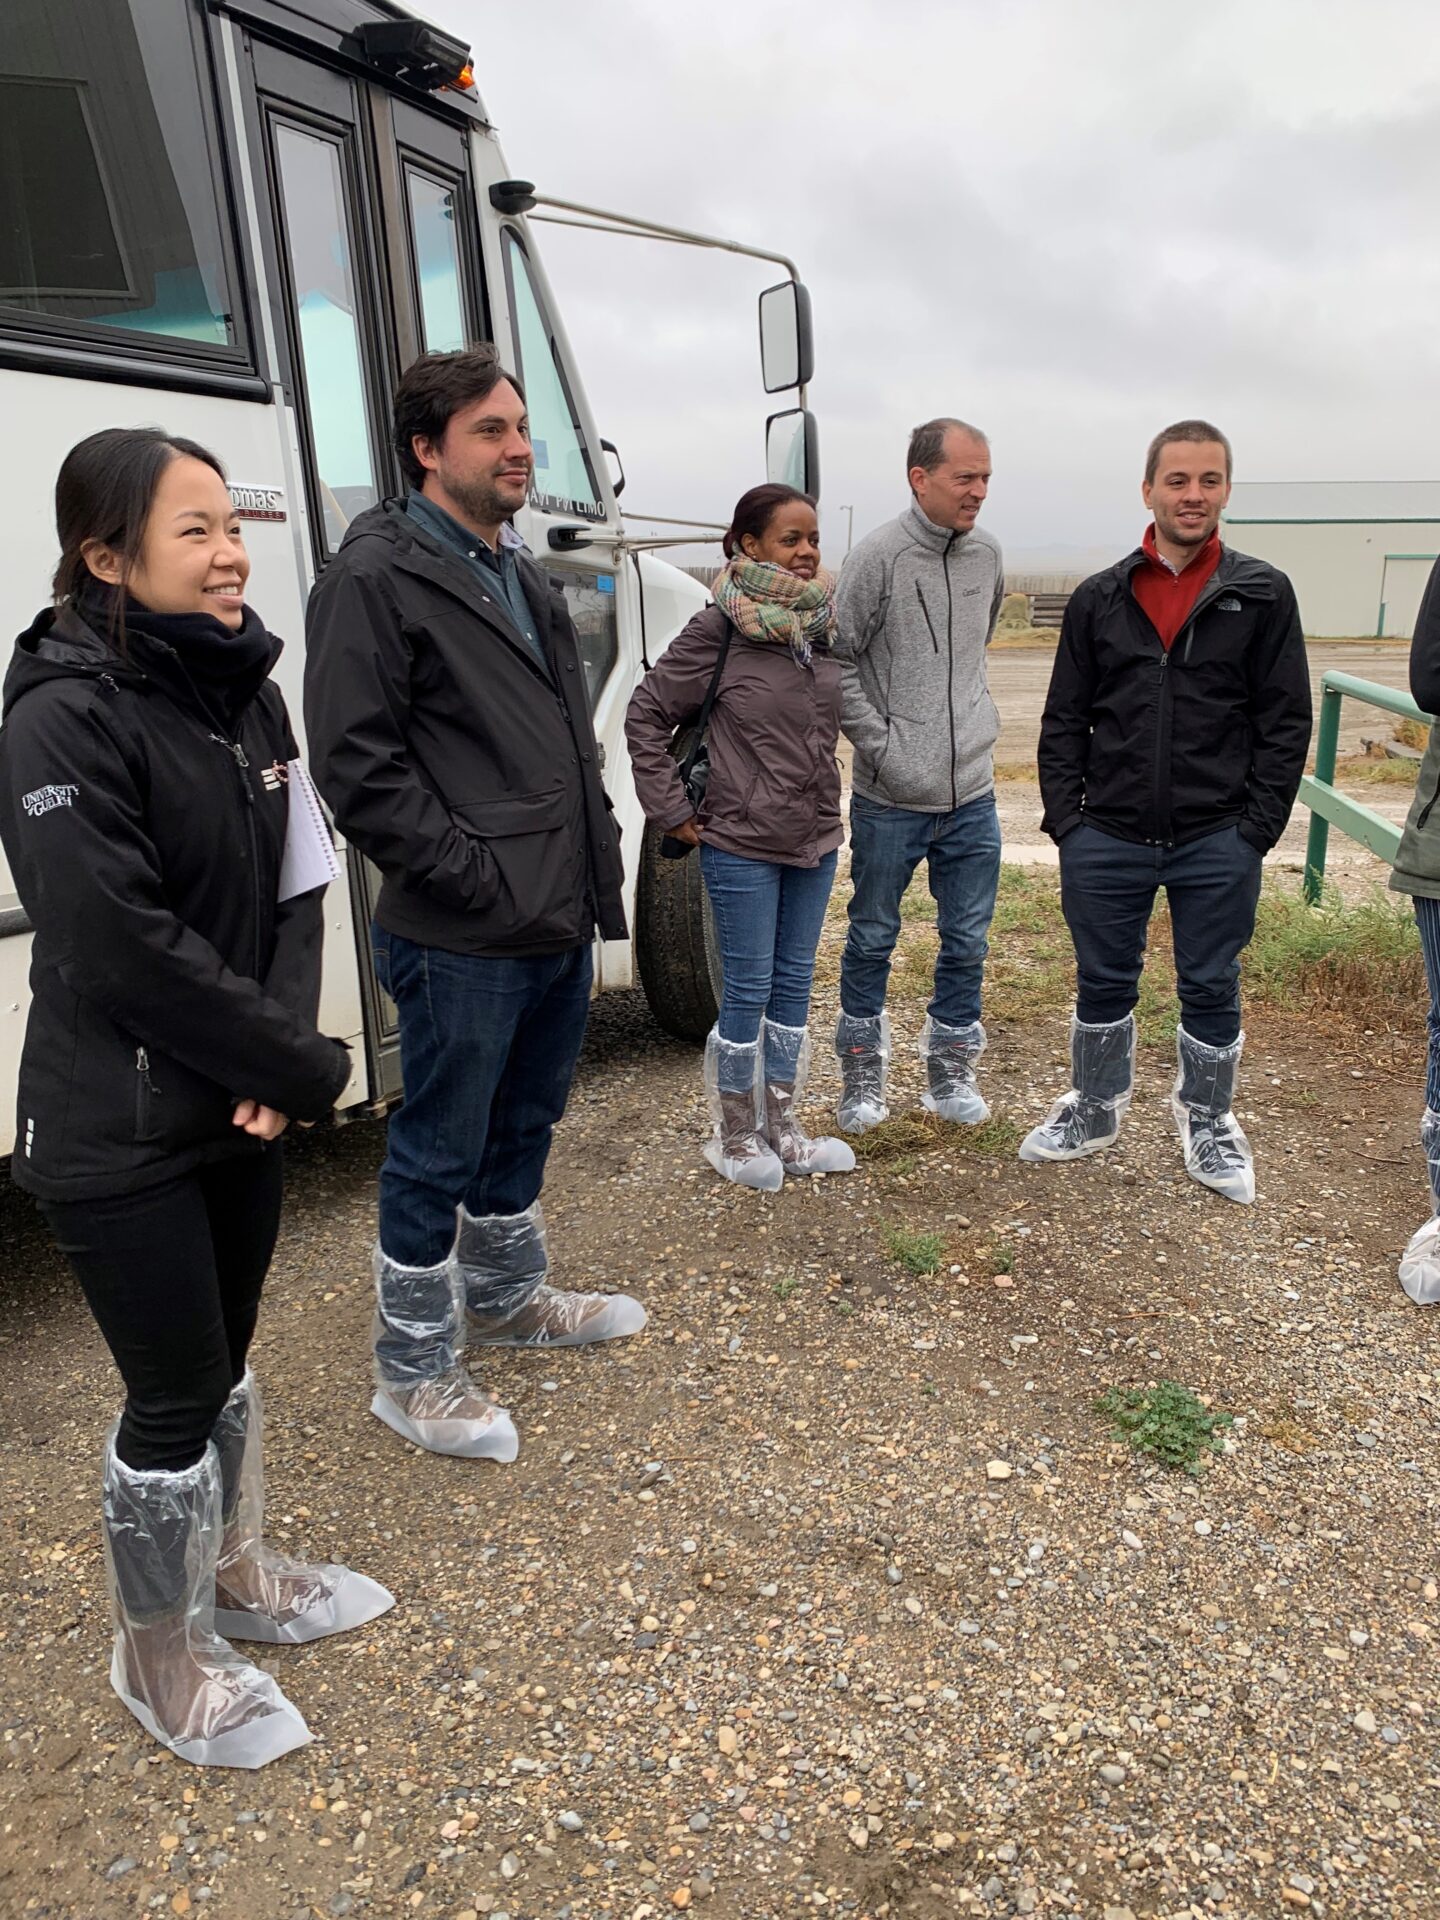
[370,1389,520,1462]
[468,1292,649,1348]
[922,1087,991,1126]
[215,1570,395,1645]
[1399,1216,1440,1305]
[703,1138,784,1191]
[111,1644,312,1770]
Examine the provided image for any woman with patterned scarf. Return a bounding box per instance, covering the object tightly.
[626,485,856,1189]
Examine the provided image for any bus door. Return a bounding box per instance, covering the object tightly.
[235,34,488,1106]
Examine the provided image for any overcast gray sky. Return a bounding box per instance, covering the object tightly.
[430,0,1440,567]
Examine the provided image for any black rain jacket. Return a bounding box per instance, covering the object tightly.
[303,502,626,957]
[0,607,351,1200]
[1037,544,1312,853]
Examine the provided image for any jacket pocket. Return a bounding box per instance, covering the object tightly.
[451,786,586,946]
[877,714,940,806]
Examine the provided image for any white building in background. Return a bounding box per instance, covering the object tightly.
[1222,482,1440,638]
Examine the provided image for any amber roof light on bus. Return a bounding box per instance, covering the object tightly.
[353,19,473,93]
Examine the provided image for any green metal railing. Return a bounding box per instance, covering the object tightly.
[1301,669,1431,902]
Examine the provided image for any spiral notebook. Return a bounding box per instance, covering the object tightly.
[278,759,341,903]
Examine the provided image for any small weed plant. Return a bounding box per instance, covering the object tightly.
[883,1223,947,1277]
[1095,1379,1233,1475]
[988,1241,1016,1275]
[773,1275,799,1302]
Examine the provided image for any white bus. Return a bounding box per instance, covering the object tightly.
[0,0,819,1158]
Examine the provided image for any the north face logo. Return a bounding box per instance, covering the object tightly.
[1215,596,1242,613]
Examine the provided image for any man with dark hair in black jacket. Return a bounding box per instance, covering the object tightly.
[304,347,645,1462]
[1019,420,1312,1204]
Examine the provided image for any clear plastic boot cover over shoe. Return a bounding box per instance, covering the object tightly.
[1172,1026,1254,1204]
[1399,1106,1440,1305]
[370,1246,518,1460]
[761,1020,856,1175]
[103,1437,311,1768]
[835,1010,891,1133]
[918,1016,990,1125]
[459,1201,647,1346]
[1019,1013,1135,1163]
[212,1373,394,1644]
[702,1031,784,1190]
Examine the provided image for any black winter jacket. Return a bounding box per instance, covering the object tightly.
[1038,544,1311,853]
[303,502,626,958]
[0,608,351,1200]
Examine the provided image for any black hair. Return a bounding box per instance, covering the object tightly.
[722,484,815,560]
[52,427,228,652]
[393,345,526,489]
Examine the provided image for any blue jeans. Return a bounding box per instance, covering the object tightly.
[1058,822,1263,1046]
[1415,896,1440,1112]
[839,791,1001,1028]
[372,930,593,1268]
[700,845,838,1091]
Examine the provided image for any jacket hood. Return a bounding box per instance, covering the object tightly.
[3,603,281,724]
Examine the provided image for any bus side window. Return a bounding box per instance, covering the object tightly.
[0,0,241,360]
[270,122,381,550]
[405,171,466,354]
[501,232,603,523]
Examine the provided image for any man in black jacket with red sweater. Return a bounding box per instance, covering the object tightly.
[1020,419,1311,1204]
[305,348,645,1463]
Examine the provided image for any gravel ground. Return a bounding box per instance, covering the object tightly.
[3,870,1439,1920]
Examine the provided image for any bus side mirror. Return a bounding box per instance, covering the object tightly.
[759,280,814,394]
[766,408,820,500]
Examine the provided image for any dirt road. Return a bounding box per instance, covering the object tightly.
[3,866,1438,1920]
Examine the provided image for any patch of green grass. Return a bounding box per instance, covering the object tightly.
[988,1240,1016,1275]
[883,1223,947,1277]
[773,1274,800,1301]
[991,865,1066,938]
[833,1298,855,1318]
[965,1114,1026,1156]
[1246,883,1424,1022]
[1094,1379,1233,1475]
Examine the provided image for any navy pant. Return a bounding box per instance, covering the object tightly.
[840,791,1002,1028]
[1415,895,1440,1112]
[373,930,593,1269]
[1059,821,1263,1046]
[41,1149,284,1472]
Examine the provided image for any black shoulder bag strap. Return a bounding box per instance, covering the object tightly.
[676,623,733,786]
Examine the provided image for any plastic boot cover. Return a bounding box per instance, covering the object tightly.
[1172,1026,1254,1204]
[103,1437,311,1768]
[918,1016,990,1125]
[211,1373,394,1644]
[370,1246,518,1460]
[1019,1013,1135,1163]
[835,1010,891,1133]
[761,1020,856,1175]
[701,1030,784,1190]
[460,1201,647,1347]
[1398,1107,1440,1304]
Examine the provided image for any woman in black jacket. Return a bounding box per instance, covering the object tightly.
[0,429,392,1768]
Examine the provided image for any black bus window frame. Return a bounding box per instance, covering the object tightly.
[0,0,254,376]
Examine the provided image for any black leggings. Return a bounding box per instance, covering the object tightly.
[41,1148,285,1472]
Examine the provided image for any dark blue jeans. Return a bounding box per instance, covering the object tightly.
[372,930,593,1268]
[700,845,837,1089]
[1415,895,1440,1112]
[839,791,1002,1028]
[1058,821,1263,1046]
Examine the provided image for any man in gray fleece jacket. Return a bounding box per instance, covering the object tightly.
[832,418,1005,1132]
